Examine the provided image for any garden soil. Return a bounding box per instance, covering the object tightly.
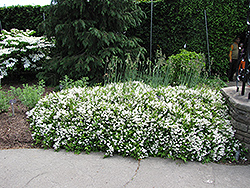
[0,82,54,150]
[0,100,35,149]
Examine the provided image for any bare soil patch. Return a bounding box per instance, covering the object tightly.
[0,82,54,150]
[0,100,36,149]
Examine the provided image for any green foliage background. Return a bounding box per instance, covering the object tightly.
[0,5,45,36]
[129,0,249,80]
[0,0,249,80]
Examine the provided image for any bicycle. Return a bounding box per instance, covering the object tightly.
[236,2,250,99]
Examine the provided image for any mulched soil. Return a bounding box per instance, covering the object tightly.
[0,81,249,165]
[0,81,54,150]
[0,100,36,149]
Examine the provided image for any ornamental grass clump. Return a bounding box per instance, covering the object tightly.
[27,81,246,162]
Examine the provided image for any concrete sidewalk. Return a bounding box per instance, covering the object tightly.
[0,149,250,188]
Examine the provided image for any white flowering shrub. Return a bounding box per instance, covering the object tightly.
[0,29,55,78]
[27,81,245,162]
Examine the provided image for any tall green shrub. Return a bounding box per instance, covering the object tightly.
[0,5,46,36]
[38,0,146,85]
[164,49,205,86]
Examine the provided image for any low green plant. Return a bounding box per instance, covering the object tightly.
[59,75,89,90]
[9,80,45,109]
[197,75,228,91]
[0,87,12,113]
[9,86,22,99]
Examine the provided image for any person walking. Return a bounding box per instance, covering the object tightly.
[228,36,240,81]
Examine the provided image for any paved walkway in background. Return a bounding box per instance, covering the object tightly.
[0,149,250,188]
[223,81,250,107]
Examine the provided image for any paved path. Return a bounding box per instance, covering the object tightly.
[0,149,250,188]
[222,82,250,107]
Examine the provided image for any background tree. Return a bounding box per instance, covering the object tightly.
[38,0,145,85]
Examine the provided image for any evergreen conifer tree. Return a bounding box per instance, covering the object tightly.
[39,0,145,84]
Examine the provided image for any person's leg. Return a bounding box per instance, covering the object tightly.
[233,59,238,76]
[228,61,234,81]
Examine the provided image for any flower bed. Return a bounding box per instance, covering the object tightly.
[27,81,246,162]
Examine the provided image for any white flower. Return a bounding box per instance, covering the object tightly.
[10,41,19,45]
[26,81,241,162]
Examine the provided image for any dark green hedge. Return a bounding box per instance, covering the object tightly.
[129,0,249,80]
[1,1,249,79]
[0,5,45,36]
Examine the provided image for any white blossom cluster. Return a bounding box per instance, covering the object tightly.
[27,81,243,162]
[0,29,55,77]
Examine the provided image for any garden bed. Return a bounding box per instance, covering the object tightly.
[0,81,54,149]
[0,81,249,165]
[0,100,35,149]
